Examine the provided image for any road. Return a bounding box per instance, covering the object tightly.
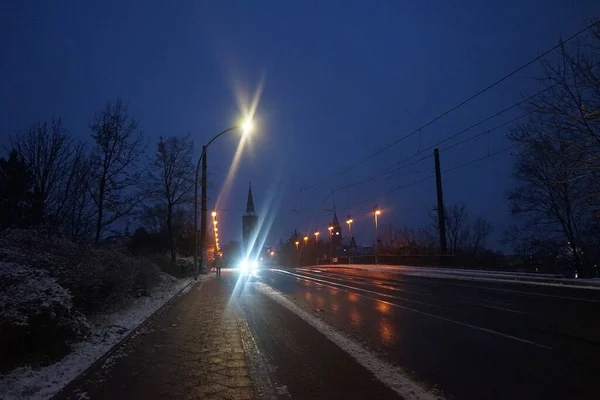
[247,266,600,400]
[55,267,600,400]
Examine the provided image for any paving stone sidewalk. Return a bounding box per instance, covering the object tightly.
[54,275,269,400]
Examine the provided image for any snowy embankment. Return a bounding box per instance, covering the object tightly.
[312,264,600,290]
[0,273,201,400]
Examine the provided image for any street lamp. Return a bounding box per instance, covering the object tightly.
[194,118,254,279]
[295,241,299,251]
[328,224,334,261]
[346,215,353,238]
[314,229,320,242]
[373,205,381,265]
[303,235,309,244]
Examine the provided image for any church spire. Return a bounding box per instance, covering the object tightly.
[246,182,255,215]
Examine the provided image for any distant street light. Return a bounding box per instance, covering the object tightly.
[194,119,254,279]
[373,205,381,265]
[346,215,354,264]
[346,215,353,238]
[295,241,299,251]
[303,235,309,244]
[328,224,334,260]
[314,229,320,242]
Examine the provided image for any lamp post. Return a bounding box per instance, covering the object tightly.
[328,224,334,262]
[346,215,353,238]
[373,205,381,265]
[303,235,309,245]
[346,215,353,264]
[194,119,253,279]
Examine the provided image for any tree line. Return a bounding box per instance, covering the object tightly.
[0,99,197,263]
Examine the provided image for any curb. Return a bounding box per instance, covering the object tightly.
[51,278,200,399]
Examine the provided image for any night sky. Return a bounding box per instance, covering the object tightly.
[2,1,599,250]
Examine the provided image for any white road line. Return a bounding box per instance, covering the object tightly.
[477,304,531,315]
[272,269,552,350]
[255,282,442,400]
[437,280,600,302]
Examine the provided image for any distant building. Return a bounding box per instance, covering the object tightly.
[242,182,258,258]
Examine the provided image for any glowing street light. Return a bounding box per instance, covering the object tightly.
[328,224,334,260]
[303,235,309,244]
[373,205,381,264]
[346,215,353,237]
[295,241,299,251]
[314,229,320,242]
[242,118,254,136]
[194,117,255,279]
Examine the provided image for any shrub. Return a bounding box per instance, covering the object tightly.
[0,229,161,314]
[0,262,91,371]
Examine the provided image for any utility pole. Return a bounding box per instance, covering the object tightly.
[200,145,208,273]
[434,148,447,255]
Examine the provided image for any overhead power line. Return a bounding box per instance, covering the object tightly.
[301,20,599,191]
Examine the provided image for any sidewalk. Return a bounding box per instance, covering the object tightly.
[53,276,267,400]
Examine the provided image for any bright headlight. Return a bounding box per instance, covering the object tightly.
[239,260,249,273]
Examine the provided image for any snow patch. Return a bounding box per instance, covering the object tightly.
[255,282,442,400]
[0,273,208,400]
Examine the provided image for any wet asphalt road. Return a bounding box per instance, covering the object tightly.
[254,267,600,400]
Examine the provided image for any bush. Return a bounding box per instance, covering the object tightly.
[0,229,161,314]
[0,262,91,371]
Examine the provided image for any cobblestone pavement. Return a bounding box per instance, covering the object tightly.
[54,274,273,400]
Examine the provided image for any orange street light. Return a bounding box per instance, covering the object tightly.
[346,215,353,237]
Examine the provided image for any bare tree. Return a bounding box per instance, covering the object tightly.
[470,216,493,253]
[89,99,147,243]
[63,144,96,241]
[148,134,194,263]
[10,118,85,233]
[444,203,470,254]
[507,24,600,274]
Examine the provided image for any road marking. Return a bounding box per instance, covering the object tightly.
[312,267,600,303]
[298,268,435,296]
[255,282,443,400]
[272,269,552,350]
[436,280,600,303]
[477,304,531,315]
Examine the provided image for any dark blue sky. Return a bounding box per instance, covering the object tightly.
[1,1,598,250]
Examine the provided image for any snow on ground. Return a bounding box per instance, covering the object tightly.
[311,265,600,290]
[0,273,210,400]
[255,282,441,400]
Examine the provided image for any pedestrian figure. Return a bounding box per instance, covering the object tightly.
[215,256,222,277]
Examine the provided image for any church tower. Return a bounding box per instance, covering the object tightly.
[242,182,258,258]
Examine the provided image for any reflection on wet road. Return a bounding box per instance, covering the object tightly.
[258,267,600,400]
